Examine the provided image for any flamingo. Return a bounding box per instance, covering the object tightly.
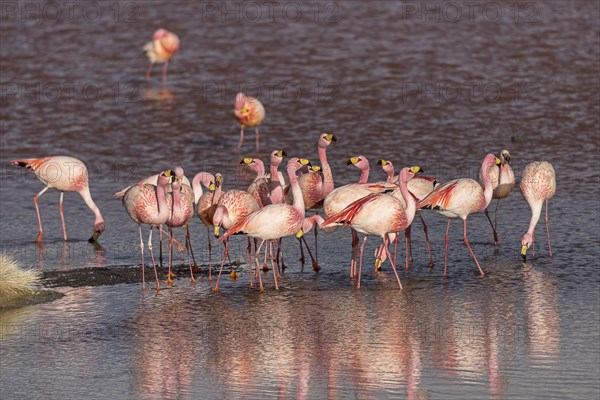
[520,161,556,262]
[122,170,173,290]
[417,154,501,276]
[164,168,196,285]
[144,28,180,83]
[219,158,311,292]
[322,166,423,289]
[212,187,260,292]
[268,150,287,205]
[479,149,515,245]
[196,172,222,279]
[234,92,265,151]
[296,133,337,270]
[242,158,271,207]
[12,156,105,244]
[378,159,438,268]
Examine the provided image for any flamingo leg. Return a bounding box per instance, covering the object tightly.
[444,219,451,276]
[545,199,552,257]
[298,238,306,268]
[314,219,319,263]
[162,61,168,83]
[300,236,319,272]
[384,242,403,290]
[463,218,485,276]
[493,199,500,237]
[58,192,67,241]
[255,126,260,152]
[207,227,213,281]
[420,214,434,268]
[247,238,254,288]
[166,227,174,285]
[213,240,229,292]
[357,236,367,289]
[33,186,49,243]
[159,228,164,269]
[185,227,195,283]
[269,241,279,290]
[255,240,266,292]
[139,225,146,291]
[145,62,153,80]
[237,125,245,150]
[484,206,499,245]
[350,228,358,278]
[186,227,199,272]
[148,228,161,290]
[405,224,413,265]
[393,233,399,270]
[262,242,269,271]
[254,238,259,280]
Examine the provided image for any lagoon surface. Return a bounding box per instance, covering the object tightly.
[1,1,599,398]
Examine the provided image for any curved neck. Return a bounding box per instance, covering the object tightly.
[172,184,181,215]
[213,204,227,227]
[288,165,305,213]
[386,168,395,183]
[398,170,416,224]
[192,172,212,205]
[79,187,104,226]
[358,165,369,184]
[254,160,266,179]
[156,181,170,223]
[319,146,334,193]
[270,163,280,183]
[481,164,495,209]
[526,201,543,237]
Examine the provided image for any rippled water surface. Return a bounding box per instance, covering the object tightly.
[1,1,599,399]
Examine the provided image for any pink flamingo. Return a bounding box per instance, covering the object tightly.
[268,150,287,205]
[520,161,556,261]
[144,28,180,83]
[234,92,265,151]
[165,168,196,285]
[479,149,515,245]
[196,172,222,279]
[122,170,173,290]
[296,133,337,269]
[323,166,423,289]
[378,159,437,268]
[417,154,501,276]
[212,187,260,292]
[219,158,311,292]
[242,158,271,207]
[12,156,105,244]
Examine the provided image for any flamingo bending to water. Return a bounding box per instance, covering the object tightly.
[234,92,265,150]
[479,149,515,245]
[144,28,180,83]
[122,170,173,290]
[219,158,311,292]
[12,156,105,244]
[520,161,556,261]
[417,154,501,276]
[196,172,222,279]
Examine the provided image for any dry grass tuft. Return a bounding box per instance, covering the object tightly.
[0,252,40,300]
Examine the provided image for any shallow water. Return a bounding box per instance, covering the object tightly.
[1,1,599,399]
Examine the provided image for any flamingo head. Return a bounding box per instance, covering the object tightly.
[157,169,174,187]
[347,156,369,171]
[89,221,105,243]
[481,154,502,184]
[174,166,185,188]
[318,133,337,149]
[521,233,533,261]
[500,149,511,164]
[377,159,395,177]
[287,157,311,174]
[270,149,287,166]
[212,205,226,237]
[214,173,223,189]
[155,29,180,54]
[311,165,322,173]
[398,166,424,183]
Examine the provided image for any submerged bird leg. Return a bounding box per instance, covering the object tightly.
[301,236,320,272]
[357,236,368,289]
[148,227,161,291]
[545,199,553,257]
[166,227,175,285]
[277,238,286,271]
[58,192,67,241]
[139,226,146,291]
[33,186,49,243]
[384,244,403,290]
[350,228,359,278]
[405,225,413,265]
[213,240,229,293]
[444,219,451,276]
[420,214,434,268]
[485,206,499,245]
[463,218,485,276]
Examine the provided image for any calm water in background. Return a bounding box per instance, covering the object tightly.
[1,1,599,398]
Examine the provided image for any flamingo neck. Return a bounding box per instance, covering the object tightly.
[156,180,170,224]
[269,163,283,204]
[481,163,495,209]
[213,204,227,227]
[318,146,334,194]
[172,184,181,216]
[399,170,416,225]
[526,201,543,237]
[79,187,104,227]
[192,172,212,205]
[288,165,305,214]
[270,163,280,182]
[254,160,266,179]
[386,170,394,183]
[357,165,369,184]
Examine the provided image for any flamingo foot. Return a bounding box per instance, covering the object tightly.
[429,260,435,269]
[165,278,174,285]
[312,262,320,272]
[190,277,196,284]
[165,272,177,278]
[192,265,201,273]
[230,270,239,280]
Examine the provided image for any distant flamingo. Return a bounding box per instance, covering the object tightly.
[212,187,260,292]
[378,159,437,268]
[122,170,173,290]
[234,92,265,150]
[196,172,222,279]
[520,161,556,261]
[417,154,501,276]
[323,166,423,289]
[144,28,180,83]
[12,156,105,244]
[165,168,196,285]
[296,133,337,270]
[219,158,311,292]
[479,149,515,245]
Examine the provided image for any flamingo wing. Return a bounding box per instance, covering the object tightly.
[417,180,459,211]
[323,193,381,227]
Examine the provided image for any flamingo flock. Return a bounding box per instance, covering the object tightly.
[9,29,559,293]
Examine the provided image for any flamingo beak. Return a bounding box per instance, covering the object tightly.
[240,158,253,164]
[377,159,387,166]
[214,226,220,238]
[325,133,337,142]
[521,245,528,262]
[495,157,501,166]
[504,155,511,163]
[295,229,304,239]
[411,166,424,174]
[89,230,102,243]
[347,157,359,165]
[277,150,287,158]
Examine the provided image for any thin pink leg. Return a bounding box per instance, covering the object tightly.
[207,227,213,281]
[166,227,174,285]
[262,242,269,271]
[270,241,279,290]
[494,200,500,240]
[185,227,195,282]
[247,238,254,288]
[255,240,265,292]
[357,236,367,289]
[33,187,49,243]
[545,199,553,257]
[444,219,451,276]
[463,218,485,276]
[405,231,409,271]
[314,218,319,263]
[162,61,168,83]
[420,214,434,268]
[393,233,399,270]
[145,62,153,80]
[213,240,228,292]
[148,228,161,290]
[384,243,403,290]
[405,225,413,265]
[350,229,359,278]
[255,126,260,151]
[237,125,245,150]
[139,225,146,291]
[58,192,67,241]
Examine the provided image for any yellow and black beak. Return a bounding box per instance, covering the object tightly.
[347,156,360,166]
[240,157,253,164]
[208,181,216,191]
[378,159,388,166]
[521,244,528,262]
[325,133,337,142]
[296,229,304,239]
[312,166,322,172]
[410,166,424,174]
[214,226,220,238]
[504,154,511,163]
[89,231,102,243]
[299,158,311,167]
[276,150,287,158]
[495,157,501,166]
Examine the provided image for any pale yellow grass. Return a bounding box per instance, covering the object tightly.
[0,252,40,300]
